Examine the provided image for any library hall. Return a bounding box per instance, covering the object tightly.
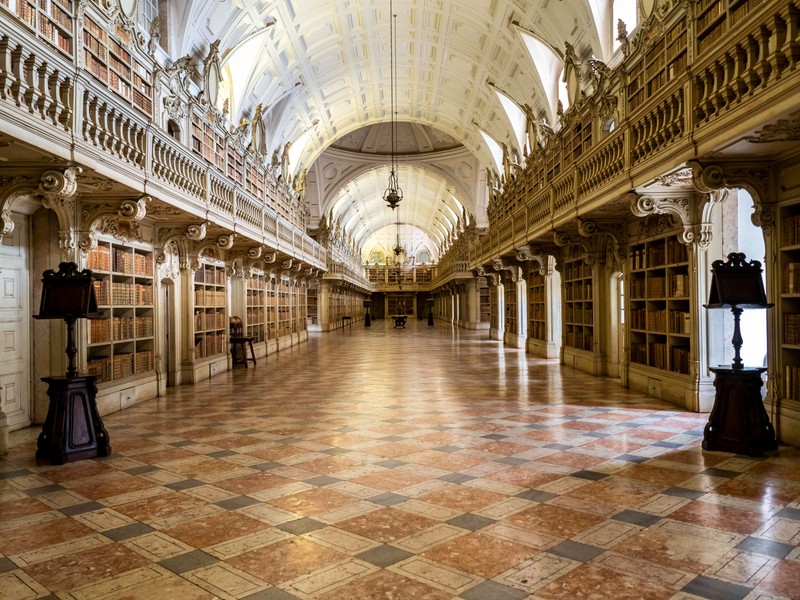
[2,0,800,598]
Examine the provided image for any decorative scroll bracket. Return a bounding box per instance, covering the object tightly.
[79,196,149,253]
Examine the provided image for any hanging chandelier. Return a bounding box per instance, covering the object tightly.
[393,209,404,257]
[383,4,403,210]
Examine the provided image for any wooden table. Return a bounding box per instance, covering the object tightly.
[392,315,407,328]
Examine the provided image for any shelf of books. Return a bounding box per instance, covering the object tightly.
[695,0,757,56]
[779,208,800,404]
[626,16,687,113]
[277,279,291,338]
[562,254,594,353]
[628,233,691,376]
[479,281,491,326]
[82,13,153,115]
[6,0,74,57]
[85,241,154,384]
[266,278,277,342]
[293,286,307,335]
[246,272,265,343]
[307,287,318,325]
[190,111,225,171]
[504,281,518,339]
[489,282,499,332]
[528,270,546,343]
[193,262,227,360]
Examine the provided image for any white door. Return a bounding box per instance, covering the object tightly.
[0,213,31,430]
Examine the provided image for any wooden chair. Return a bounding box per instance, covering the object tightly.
[229,316,256,367]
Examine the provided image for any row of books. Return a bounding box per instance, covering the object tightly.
[194,311,227,332]
[785,365,800,400]
[86,349,153,383]
[92,280,153,305]
[631,342,689,373]
[565,307,594,325]
[564,283,593,301]
[194,289,226,307]
[784,313,800,345]
[88,316,153,343]
[86,246,153,276]
[193,333,226,358]
[565,262,592,280]
[784,262,800,293]
[565,330,593,352]
[194,266,227,285]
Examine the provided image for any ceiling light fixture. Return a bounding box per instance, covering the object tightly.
[383,3,403,210]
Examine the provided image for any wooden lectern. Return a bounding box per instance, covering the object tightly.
[34,262,111,464]
[704,253,776,456]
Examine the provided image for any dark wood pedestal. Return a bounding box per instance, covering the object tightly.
[704,367,777,457]
[37,376,112,464]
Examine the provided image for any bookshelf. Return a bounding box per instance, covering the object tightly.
[562,255,594,353]
[85,241,154,383]
[7,0,74,57]
[266,278,277,341]
[695,0,758,56]
[190,111,225,171]
[504,282,518,336]
[628,233,691,375]
[277,279,291,337]
[293,286,306,333]
[779,208,800,402]
[82,15,153,115]
[193,263,227,359]
[626,17,687,113]
[480,281,491,325]
[490,283,499,331]
[307,287,318,325]
[528,270,546,342]
[563,114,592,167]
[246,273,265,343]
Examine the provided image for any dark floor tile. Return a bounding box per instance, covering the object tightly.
[0,469,31,479]
[663,487,706,500]
[251,461,282,471]
[515,489,558,503]
[775,506,800,521]
[235,429,262,435]
[104,522,156,541]
[276,517,326,535]
[544,443,573,450]
[165,478,205,490]
[0,557,17,573]
[459,580,529,600]
[494,457,529,466]
[653,441,683,449]
[446,514,495,531]
[125,465,159,475]
[376,459,407,468]
[482,433,508,440]
[572,470,609,481]
[546,540,605,562]
[682,575,750,600]
[612,509,661,527]
[615,454,648,463]
[303,475,341,487]
[701,467,739,478]
[368,492,409,506]
[59,501,105,516]
[356,544,413,567]
[242,590,302,600]
[216,495,262,510]
[434,445,464,453]
[438,473,476,483]
[583,431,609,438]
[158,550,218,574]
[319,447,351,455]
[736,536,795,559]
[169,440,197,447]
[207,449,238,458]
[25,484,65,496]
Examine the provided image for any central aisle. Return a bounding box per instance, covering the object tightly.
[2,319,799,599]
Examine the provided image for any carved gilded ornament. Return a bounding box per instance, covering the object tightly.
[79,196,148,252]
[747,118,800,143]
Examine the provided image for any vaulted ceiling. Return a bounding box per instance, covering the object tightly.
[167,0,621,259]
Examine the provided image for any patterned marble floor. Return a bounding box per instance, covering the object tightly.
[2,319,800,600]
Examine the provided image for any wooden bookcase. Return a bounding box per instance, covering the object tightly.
[82,15,153,115]
[85,241,154,383]
[779,207,800,401]
[528,270,546,342]
[293,286,306,333]
[626,17,687,113]
[190,112,225,171]
[277,279,291,337]
[504,282,518,336]
[246,272,265,343]
[695,0,757,56]
[562,256,594,353]
[628,234,691,375]
[480,282,491,324]
[307,287,318,325]
[266,278,277,341]
[563,114,592,167]
[193,263,227,359]
[490,283,499,330]
[5,0,74,57]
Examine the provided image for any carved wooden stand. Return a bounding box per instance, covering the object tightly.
[704,367,777,456]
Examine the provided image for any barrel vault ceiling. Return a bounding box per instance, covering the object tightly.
[169,0,616,259]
